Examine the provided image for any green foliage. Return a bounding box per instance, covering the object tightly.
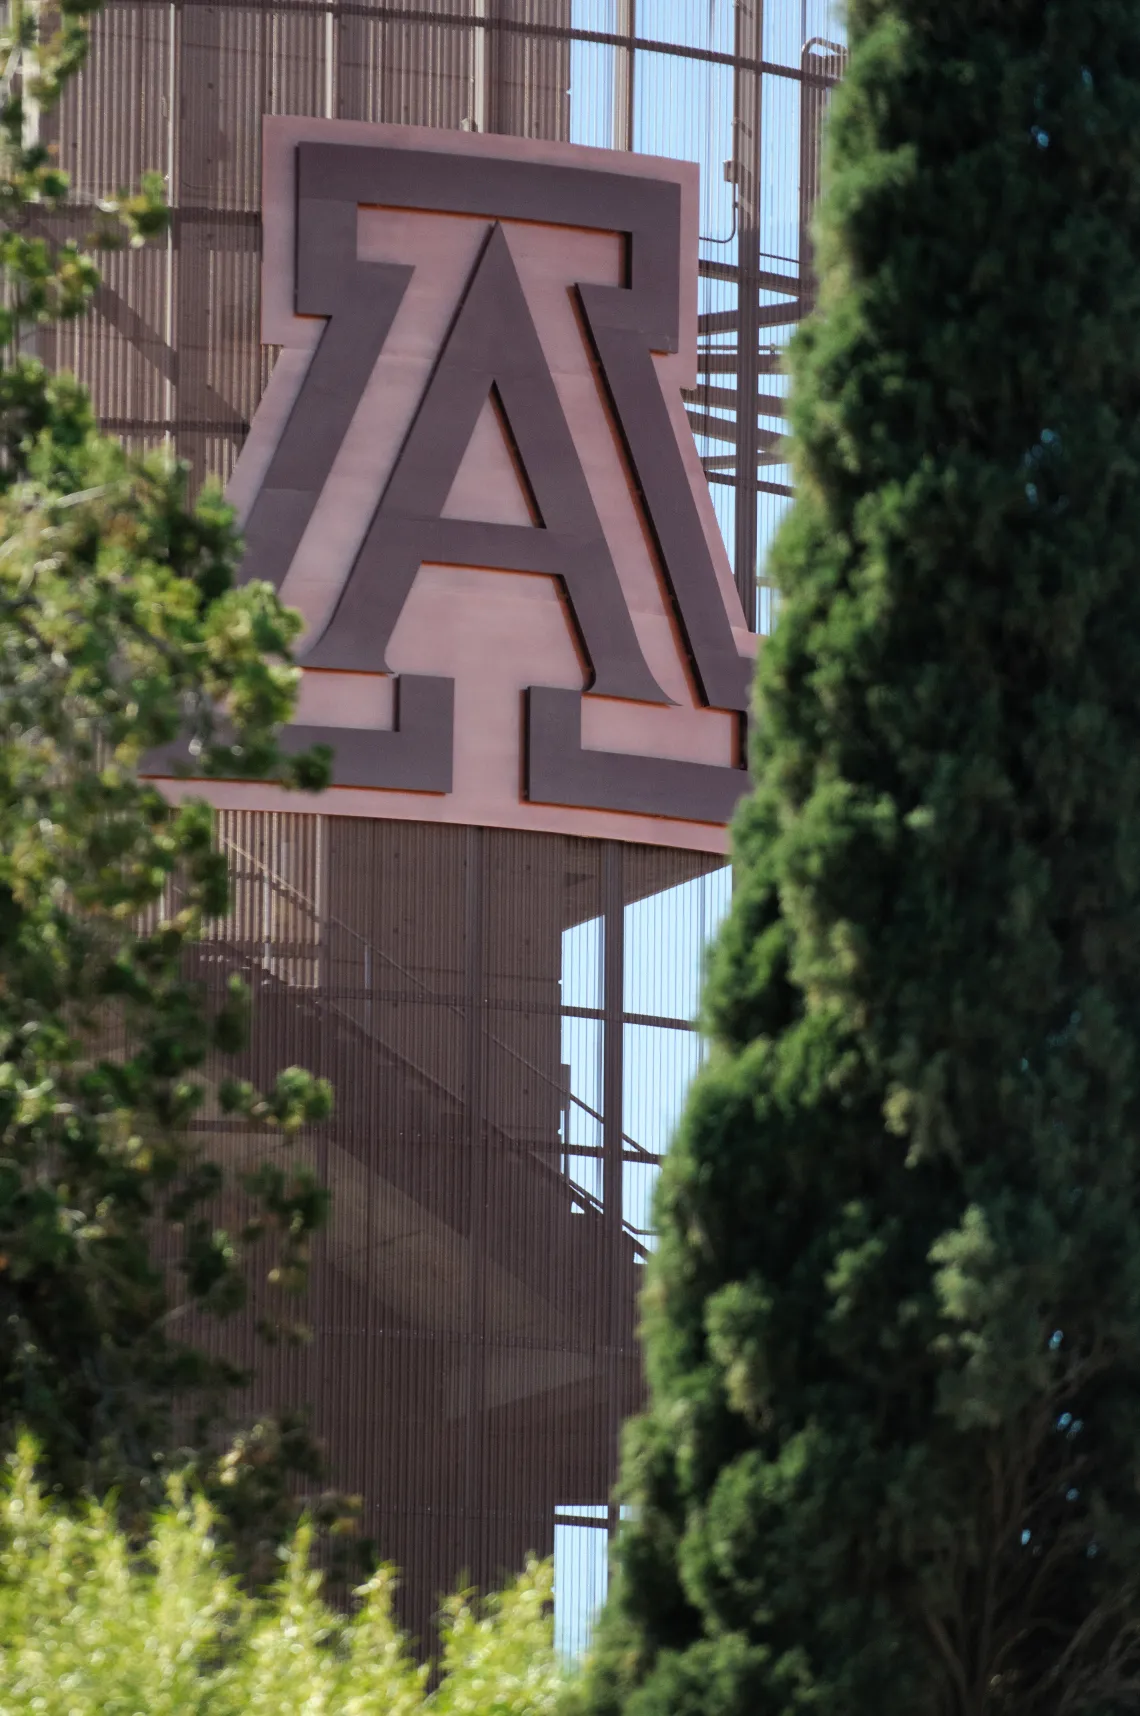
[582,3,1140,1714]
[0,1440,566,1715]
[0,0,166,343]
[0,0,338,1572]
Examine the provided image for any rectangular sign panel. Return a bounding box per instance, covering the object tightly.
[184,120,756,854]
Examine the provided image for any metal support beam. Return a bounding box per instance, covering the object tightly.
[732,0,764,630]
[462,825,489,1572]
[602,841,625,1246]
[613,0,635,151]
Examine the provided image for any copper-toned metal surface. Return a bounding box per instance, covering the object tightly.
[159,118,754,849]
[223,125,754,831]
[189,811,723,1647]
[526,685,746,823]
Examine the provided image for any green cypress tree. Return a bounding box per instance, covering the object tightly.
[581,4,1140,1713]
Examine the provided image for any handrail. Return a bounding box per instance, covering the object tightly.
[215,831,659,1248]
[220,831,661,1162]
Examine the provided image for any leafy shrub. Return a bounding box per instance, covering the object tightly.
[0,1441,567,1715]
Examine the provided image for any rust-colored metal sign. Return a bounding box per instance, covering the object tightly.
[221,120,755,853]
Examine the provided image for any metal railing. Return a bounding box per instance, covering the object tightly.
[214,826,660,1256]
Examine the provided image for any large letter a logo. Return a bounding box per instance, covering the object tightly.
[228,126,754,838]
[304,223,669,709]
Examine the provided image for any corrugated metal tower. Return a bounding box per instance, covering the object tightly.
[38,0,844,1651]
